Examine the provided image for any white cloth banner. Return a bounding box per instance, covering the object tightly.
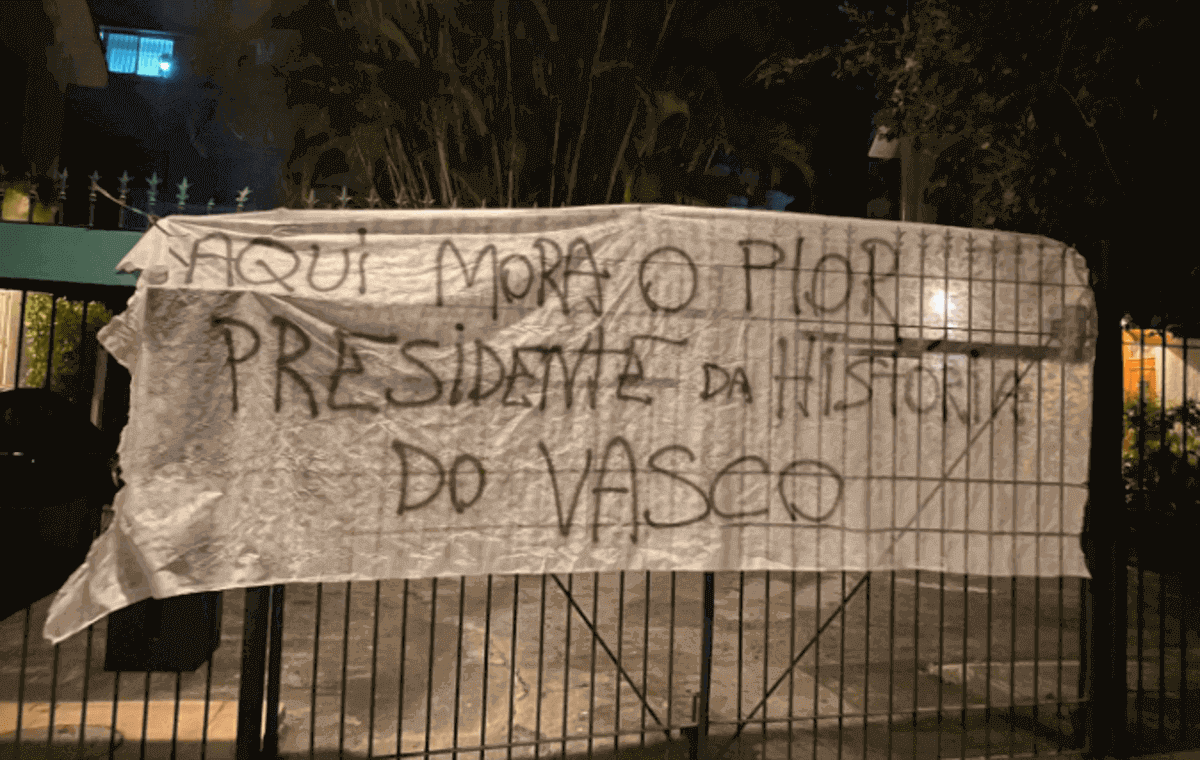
[46,205,1095,643]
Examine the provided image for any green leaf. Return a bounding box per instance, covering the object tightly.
[381,15,420,65]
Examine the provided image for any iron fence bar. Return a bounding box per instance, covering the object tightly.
[788,571,796,760]
[369,580,382,760]
[814,571,821,760]
[108,671,120,760]
[79,625,94,757]
[560,573,572,758]
[547,574,672,739]
[587,572,599,760]
[13,607,31,749]
[1085,240,1129,758]
[171,670,183,759]
[614,571,626,756]
[396,580,409,760]
[1157,329,1169,750]
[714,572,872,760]
[453,576,467,758]
[139,667,150,760]
[264,584,285,758]
[46,642,60,754]
[643,569,652,749]
[506,576,519,760]
[688,571,715,760]
[534,574,547,760]
[667,572,676,733]
[309,583,323,760]
[1135,328,1147,749]
[237,586,272,760]
[202,635,215,760]
[739,573,745,744]
[1009,577,1018,760]
[424,578,438,760]
[480,575,493,760]
[640,571,650,749]
[840,572,848,759]
[339,581,352,758]
[763,572,770,755]
[1182,332,1192,747]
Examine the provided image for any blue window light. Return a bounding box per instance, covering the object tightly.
[100,28,174,78]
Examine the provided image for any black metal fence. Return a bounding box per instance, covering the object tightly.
[2,189,1197,760]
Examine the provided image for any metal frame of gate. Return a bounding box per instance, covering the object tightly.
[2,224,1193,760]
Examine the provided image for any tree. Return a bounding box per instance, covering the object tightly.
[754,0,1191,330]
[188,0,826,213]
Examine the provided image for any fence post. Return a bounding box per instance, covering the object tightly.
[689,572,715,760]
[237,586,272,760]
[1083,238,1129,758]
[262,585,286,758]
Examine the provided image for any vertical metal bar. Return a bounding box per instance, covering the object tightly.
[695,572,715,760]
[788,572,796,760]
[814,571,821,760]
[454,577,466,758]
[587,573,599,759]
[238,586,271,760]
[1009,577,1017,759]
[961,572,969,760]
[425,578,439,759]
[615,571,626,755]
[138,655,149,760]
[1034,576,1042,756]
[339,582,352,758]
[911,570,920,736]
[202,637,215,760]
[368,581,382,760]
[535,574,547,760]
[838,572,847,760]
[863,573,871,760]
[1057,243,1069,754]
[561,573,571,758]
[264,585,285,758]
[984,577,995,756]
[481,576,493,760]
[507,575,520,760]
[936,573,945,759]
[79,625,94,757]
[171,671,183,760]
[668,572,676,734]
[1181,333,1192,746]
[737,572,745,746]
[109,670,120,760]
[763,572,770,753]
[562,574,573,758]
[47,644,61,753]
[1086,246,1128,759]
[640,572,650,748]
[1135,328,1147,748]
[1157,332,1169,749]
[309,583,322,760]
[887,570,895,760]
[396,580,409,760]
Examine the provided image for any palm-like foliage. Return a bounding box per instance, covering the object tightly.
[230,0,818,210]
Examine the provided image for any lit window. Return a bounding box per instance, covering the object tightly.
[100,28,175,78]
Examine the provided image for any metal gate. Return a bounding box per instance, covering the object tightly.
[2,174,1197,759]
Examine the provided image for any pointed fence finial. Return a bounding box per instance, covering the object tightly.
[176,177,190,211]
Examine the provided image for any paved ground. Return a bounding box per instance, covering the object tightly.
[0,568,1190,760]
